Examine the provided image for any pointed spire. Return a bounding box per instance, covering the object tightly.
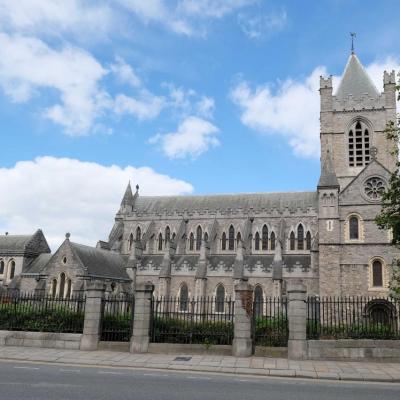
[121,181,134,206]
[335,53,379,101]
[318,150,339,189]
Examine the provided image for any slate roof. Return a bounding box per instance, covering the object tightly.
[318,152,340,188]
[70,242,130,281]
[22,253,53,275]
[133,192,317,213]
[335,53,380,100]
[0,235,33,254]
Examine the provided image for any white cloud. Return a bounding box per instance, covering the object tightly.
[114,92,165,120]
[110,56,141,88]
[238,10,287,39]
[196,96,215,118]
[231,57,400,158]
[0,0,112,38]
[0,32,109,135]
[0,156,193,250]
[149,116,219,159]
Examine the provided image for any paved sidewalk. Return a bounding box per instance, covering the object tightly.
[0,346,400,383]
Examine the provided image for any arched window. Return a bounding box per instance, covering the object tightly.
[349,216,359,240]
[66,279,72,298]
[221,232,227,251]
[172,232,176,242]
[204,232,209,242]
[215,285,225,313]
[254,286,263,316]
[297,224,304,250]
[179,283,189,312]
[372,260,383,287]
[289,232,295,251]
[0,260,4,275]
[59,273,66,298]
[51,279,57,297]
[158,233,163,251]
[254,232,260,251]
[136,226,141,242]
[128,233,134,251]
[306,231,312,251]
[165,226,171,243]
[9,260,15,280]
[348,120,370,167]
[189,233,194,251]
[228,225,235,251]
[270,232,276,251]
[196,225,202,251]
[236,232,242,244]
[262,225,268,250]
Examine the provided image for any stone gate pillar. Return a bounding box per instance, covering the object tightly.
[287,282,307,360]
[80,281,105,351]
[130,282,154,353]
[232,281,253,357]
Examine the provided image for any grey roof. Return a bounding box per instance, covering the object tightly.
[318,152,339,188]
[0,235,33,254]
[70,242,130,281]
[22,253,53,275]
[133,192,317,213]
[335,54,379,100]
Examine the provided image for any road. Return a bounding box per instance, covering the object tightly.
[0,360,398,400]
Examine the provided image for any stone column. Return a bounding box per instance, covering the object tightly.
[130,282,154,353]
[232,281,253,357]
[287,282,307,360]
[80,281,105,351]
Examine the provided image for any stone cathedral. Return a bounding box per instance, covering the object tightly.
[1,51,399,300]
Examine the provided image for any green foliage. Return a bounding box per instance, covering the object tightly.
[0,301,84,333]
[253,315,288,347]
[101,313,132,342]
[375,75,400,298]
[151,316,233,345]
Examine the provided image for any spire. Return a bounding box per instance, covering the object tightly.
[119,181,137,213]
[335,53,379,101]
[318,150,339,189]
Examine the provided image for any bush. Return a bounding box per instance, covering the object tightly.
[253,315,288,347]
[101,313,132,342]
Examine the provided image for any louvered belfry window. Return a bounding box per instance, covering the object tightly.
[349,121,370,167]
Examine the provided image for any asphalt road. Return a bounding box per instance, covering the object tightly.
[0,360,399,400]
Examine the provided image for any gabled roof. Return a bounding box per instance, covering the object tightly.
[335,53,380,101]
[0,229,50,256]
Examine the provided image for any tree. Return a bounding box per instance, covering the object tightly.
[375,74,400,297]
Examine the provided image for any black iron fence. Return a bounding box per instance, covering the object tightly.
[0,292,85,333]
[150,297,234,345]
[307,296,400,340]
[100,294,135,342]
[253,297,288,347]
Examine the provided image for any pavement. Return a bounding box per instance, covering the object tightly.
[0,346,400,383]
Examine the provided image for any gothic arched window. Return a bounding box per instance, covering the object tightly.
[158,233,163,251]
[306,231,312,251]
[254,232,260,251]
[51,279,57,297]
[136,226,141,242]
[228,225,235,251]
[204,232,209,242]
[297,224,304,250]
[261,225,268,250]
[215,284,225,313]
[0,260,4,275]
[372,260,383,287]
[165,226,171,243]
[66,279,72,299]
[270,232,276,251]
[221,232,227,251]
[128,233,134,251]
[189,233,194,251]
[349,216,359,240]
[179,283,189,312]
[290,232,295,251]
[172,232,176,242]
[196,225,202,251]
[348,120,370,167]
[254,286,263,316]
[236,232,242,244]
[59,273,66,298]
[9,260,15,280]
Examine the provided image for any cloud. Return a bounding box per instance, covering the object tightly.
[196,96,215,118]
[0,32,109,135]
[230,57,400,158]
[110,56,141,88]
[114,92,165,120]
[149,116,219,159]
[0,156,193,250]
[237,10,287,39]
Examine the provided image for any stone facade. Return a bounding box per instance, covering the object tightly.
[1,52,399,301]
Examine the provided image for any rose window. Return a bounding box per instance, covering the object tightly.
[364,177,386,200]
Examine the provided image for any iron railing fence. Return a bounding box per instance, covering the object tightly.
[252,297,288,347]
[100,294,135,342]
[150,296,234,345]
[0,292,85,333]
[307,296,400,340]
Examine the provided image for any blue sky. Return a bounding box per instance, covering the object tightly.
[0,0,399,248]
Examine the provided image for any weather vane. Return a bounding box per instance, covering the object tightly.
[350,32,356,54]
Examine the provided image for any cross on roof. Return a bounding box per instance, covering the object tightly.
[350,32,356,54]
